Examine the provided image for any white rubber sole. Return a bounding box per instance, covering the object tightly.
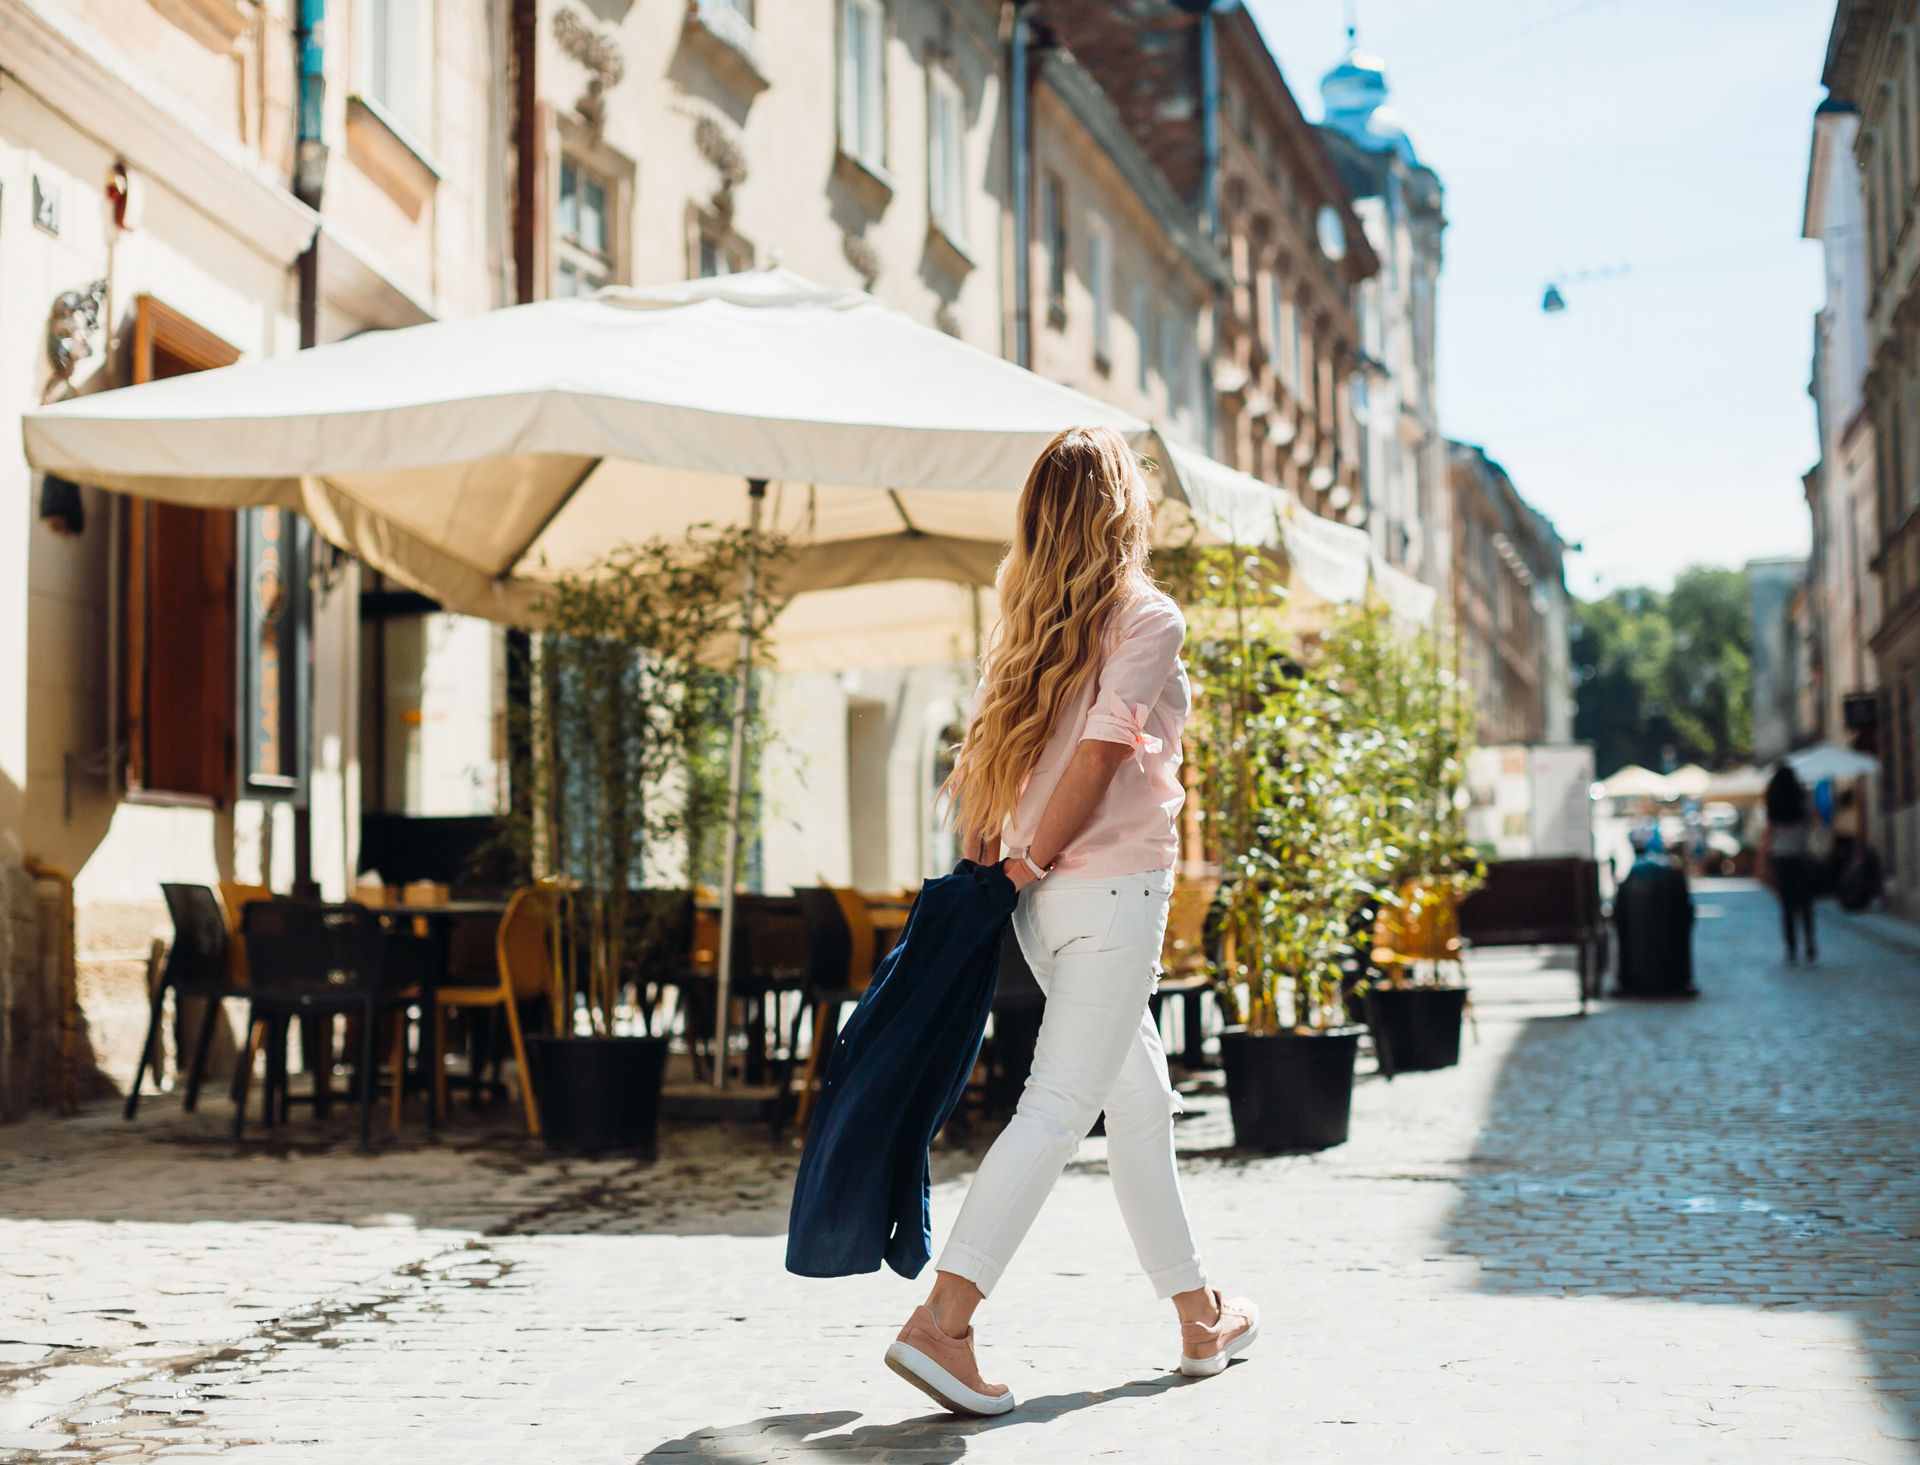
[884,1341,1017,1416]
[1178,1319,1260,1377]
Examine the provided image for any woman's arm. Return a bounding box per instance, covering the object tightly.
[1000,740,1132,890]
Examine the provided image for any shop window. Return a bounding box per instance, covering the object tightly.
[840,0,886,171]
[123,296,244,804]
[927,66,965,247]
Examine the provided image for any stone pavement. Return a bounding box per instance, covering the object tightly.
[1,881,1916,1462]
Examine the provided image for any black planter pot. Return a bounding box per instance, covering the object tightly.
[1365,986,1468,1077]
[527,1035,669,1152]
[1219,1029,1361,1153]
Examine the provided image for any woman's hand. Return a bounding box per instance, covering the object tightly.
[1001,855,1042,892]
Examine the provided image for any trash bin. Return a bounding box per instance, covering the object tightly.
[1612,859,1696,996]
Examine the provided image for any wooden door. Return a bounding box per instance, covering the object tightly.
[124,296,243,801]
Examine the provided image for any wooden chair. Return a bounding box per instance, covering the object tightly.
[428,886,552,1136]
[1371,878,1464,985]
[1151,876,1217,1069]
[789,887,876,1128]
[218,882,278,1117]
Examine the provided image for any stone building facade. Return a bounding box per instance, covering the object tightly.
[1024,0,1378,516]
[1315,45,1449,607]
[1823,0,1920,918]
[2,0,503,1107]
[1448,442,1571,747]
[1802,94,1886,874]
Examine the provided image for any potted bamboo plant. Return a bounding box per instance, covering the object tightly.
[1321,600,1481,1076]
[1183,548,1391,1152]
[517,525,780,1151]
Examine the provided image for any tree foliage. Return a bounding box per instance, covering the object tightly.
[1571,566,1750,775]
[518,526,784,1035]
[1180,550,1475,1034]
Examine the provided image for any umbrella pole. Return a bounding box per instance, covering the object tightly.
[713,479,767,1091]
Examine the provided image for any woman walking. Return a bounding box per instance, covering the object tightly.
[1766,762,1817,963]
[883,427,1257,1416]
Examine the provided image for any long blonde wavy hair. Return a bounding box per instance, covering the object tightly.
[944,426,1155,849]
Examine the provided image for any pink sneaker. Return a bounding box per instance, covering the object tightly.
[884,1306,1016,1416]
[1178,1288,1259,1377]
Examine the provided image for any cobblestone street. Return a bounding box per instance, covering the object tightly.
[2,881,1917,1462]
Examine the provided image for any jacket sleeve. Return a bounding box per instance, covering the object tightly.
[1082,598,1183,761]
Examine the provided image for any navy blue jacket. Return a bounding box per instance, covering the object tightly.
[786,859,1018,1279]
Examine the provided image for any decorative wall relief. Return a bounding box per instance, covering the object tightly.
[695,116,748,219]
[843,232,880,290]
[554,9,626,141]
[43,280,107,402]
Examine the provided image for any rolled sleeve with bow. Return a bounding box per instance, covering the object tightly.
[976,587,1192,878]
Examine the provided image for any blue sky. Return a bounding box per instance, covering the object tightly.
[1245,0,1834,597]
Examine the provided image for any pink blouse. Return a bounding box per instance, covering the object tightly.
[970,585,1191,878]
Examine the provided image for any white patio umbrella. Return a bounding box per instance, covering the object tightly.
[1599,764,1673,801]
[1787,742,1880,782]
[24,266,1322,1089]
[1664,764,1713,800]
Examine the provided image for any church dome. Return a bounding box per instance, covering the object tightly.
[1320,48,1418,164]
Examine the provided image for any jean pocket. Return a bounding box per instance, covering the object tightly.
[1036,887,1124,957]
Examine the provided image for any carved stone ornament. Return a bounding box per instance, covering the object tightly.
[695,116,747,217]
[842,232,881,290]
[43,279,108,403]
[553,9,625,141]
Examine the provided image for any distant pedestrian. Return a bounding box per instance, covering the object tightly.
[1766,763,1817,963]
[882,426,1257,1417]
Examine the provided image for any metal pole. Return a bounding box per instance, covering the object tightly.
[1010,6,1031,369]
[712,479,766,1090]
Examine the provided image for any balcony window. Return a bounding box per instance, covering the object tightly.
[841,0,886,170]
[362,0,426,139]
[1131,283,1150,394]
[928,67,966,246]
[1044,173,1066,321]
[1089,216,1112,370]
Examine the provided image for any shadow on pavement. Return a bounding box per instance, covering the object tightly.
[642,1372,1203,1461]
[1440,884,1920,1433]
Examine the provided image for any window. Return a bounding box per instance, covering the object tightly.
[1043,173,1066,318]
[1088,216,1113,369]
[1131,283,1150,393]
[841,0,885,169]
[1159,315,1181,415]
[1265,272,1281,369]
[698,235,732,277]
[1902,93,1913,200]
[363,0,425,139]
[928,67,966,245]
[555,157,611,297]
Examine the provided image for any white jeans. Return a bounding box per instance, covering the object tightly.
[936,870,1207,1300]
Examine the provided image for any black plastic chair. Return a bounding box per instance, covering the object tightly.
[239,901,408,1148]
[125,884,251,1120]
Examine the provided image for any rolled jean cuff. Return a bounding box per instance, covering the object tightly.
[1144,1254,1207,1301]
[935,1240,1006,1299]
